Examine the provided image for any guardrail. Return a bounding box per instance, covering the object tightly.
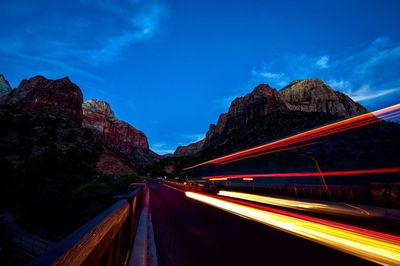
[30,183,147,266]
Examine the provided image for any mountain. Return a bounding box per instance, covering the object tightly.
[83,99,158,167]
[174,79,367,157]
[0,74,12,95]
[1,75,83,124]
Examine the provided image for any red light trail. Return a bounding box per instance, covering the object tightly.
[219,141,321,165]
[201,167,400,180]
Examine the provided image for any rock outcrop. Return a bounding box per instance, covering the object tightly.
[175,139,205,156]
[1,75,83,124]
[280,79,367,117]
[0,74,12,95]
[174,79,367,156]
[205,84,289,145]
[82,99,154,165]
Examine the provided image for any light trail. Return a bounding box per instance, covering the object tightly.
[184,104,400,170]
[201,167,400,180]
[219,141,320,165]
[218,190,371,217]
[209,178,228,181]
[185,191,400,265]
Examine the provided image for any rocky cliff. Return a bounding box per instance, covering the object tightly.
[1,75,83,124]
[280,79,367,116]
[175,139,205,156]
[0,74,157,173]
[0,74,12,95]
[82,99,156,166]
[174,78,367,156]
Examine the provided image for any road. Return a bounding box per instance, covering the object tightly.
[149,182,374,266]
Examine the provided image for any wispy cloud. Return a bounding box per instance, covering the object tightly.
[152,143,168,148]
[327,79,353,92]
[150,143,175,154]
[251,69,289,87]
[153,148,175,155]
[0,0,168,79]
[184,133,205,143]
[347,85,400,102]
[315,56,329,69]
[90,2,168,63]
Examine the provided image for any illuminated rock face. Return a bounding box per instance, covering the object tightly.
[82,99,157,166]
[280,79,367,117]
[1,75,83,124]
[174,79,367,156]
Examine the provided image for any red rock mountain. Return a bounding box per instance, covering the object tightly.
[0,75,157,171]
[1,75,83,124]
[174,139,205,156]
[174,78,367,156]
[82,99,156,165]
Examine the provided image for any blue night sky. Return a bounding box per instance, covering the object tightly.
[1,0,400,154]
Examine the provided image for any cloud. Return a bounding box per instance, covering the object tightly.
[348,85,400,102]
[257,71,284,79]
[327,79,353,93]
[184,133,205,142]
[315,56,329,69]
[151,148,175,155]
[151,143,175,154]
[251,69,289,88]
[91,3,168,63]
[0,40,103,82]
[0,0,168,79]
[152,143,167,148]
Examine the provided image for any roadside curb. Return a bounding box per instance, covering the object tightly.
[129,188,158,266]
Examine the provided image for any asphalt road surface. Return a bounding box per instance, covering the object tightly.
[149,182,375,266]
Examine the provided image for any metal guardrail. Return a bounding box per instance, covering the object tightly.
[30,184,147,266]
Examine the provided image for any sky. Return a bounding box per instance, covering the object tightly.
[1,0,400,154]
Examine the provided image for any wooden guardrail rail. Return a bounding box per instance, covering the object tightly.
[30,184,147,266]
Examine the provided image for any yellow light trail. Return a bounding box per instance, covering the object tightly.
[185,191,400,265]
[209,178,228,181]
[218,190,370,217]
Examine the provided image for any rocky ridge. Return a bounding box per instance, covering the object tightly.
[0,75,83,124]
[82,99,155,166]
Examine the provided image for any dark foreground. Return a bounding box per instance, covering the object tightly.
[149,182,374,266]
